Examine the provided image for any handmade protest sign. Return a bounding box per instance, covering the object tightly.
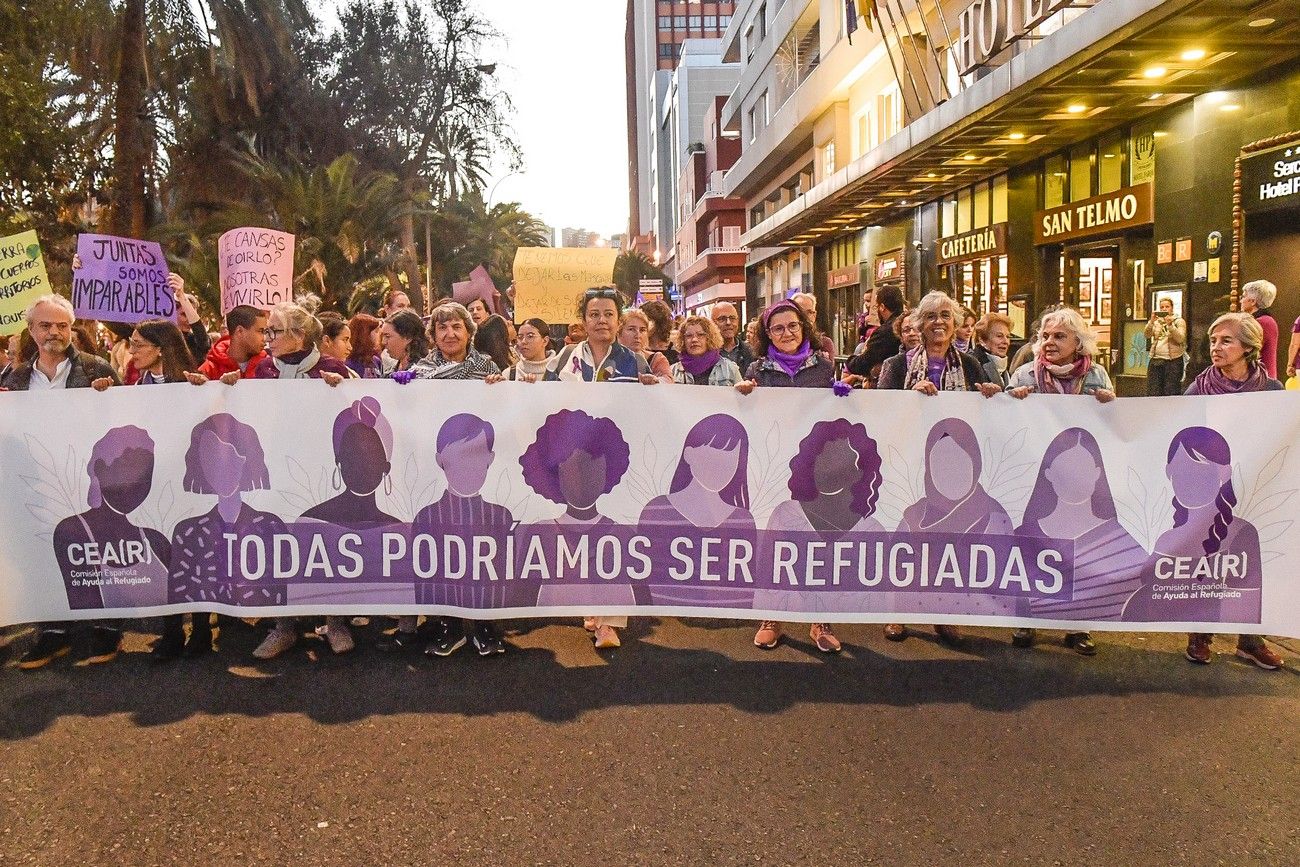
[0,230,52,336]
[218,227,295,314]
[513,247,619,323]
[71,234,174,324]
[3,382,1300,638]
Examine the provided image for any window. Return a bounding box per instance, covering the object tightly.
[673,15,686,27]
[822,142,837,177]
[722,225,742,248]
[704,15,717,28]
[657,16,672,29]
[758,4,767,39]
[878,84,902,142]
[1098,132,1123,194]
[658,43,674,59]
[720,15,731,28]
[1069,143,1092,202]
[748,105,759,143]
[762,89,770,124]
[688,15,701,28]
[973,181,990,230]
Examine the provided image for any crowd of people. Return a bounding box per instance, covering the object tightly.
[0,275,1289,673]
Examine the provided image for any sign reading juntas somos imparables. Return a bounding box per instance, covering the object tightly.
[2,380,1298,636]
[1240,142,1300,214]
[72,234,175,324]
[0,230,51,336]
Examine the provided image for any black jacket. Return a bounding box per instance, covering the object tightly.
[846,315,901,383]
[877,348,988,391]
[0,346,120,391]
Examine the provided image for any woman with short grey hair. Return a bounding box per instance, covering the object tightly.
[411,301,499,380]
[1006,307,1115,402]
[1240,279,1279,379]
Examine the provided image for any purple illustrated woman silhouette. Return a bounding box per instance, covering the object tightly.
[520,409,632,648]
[1013,428,1146,655]
[639,414,755,608]
[163,414,285,657]
[271,397,402,659]
[411,413,517,657]
[1123,427,1273,667]
[753,419,884,652]
[887,418,1015,645]
[53,425,171,611]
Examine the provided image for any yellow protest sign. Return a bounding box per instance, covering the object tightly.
[513,247,619,324]
[0,230,52,336]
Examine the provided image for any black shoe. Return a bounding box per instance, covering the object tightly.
[427,630,467,658]
[151,628,185,663]
[470,626,506,656]
[1064,632,1096,656]
[18,630,71,670]
[375,630,420,653]
[184,624,213,658]
[77,627,122,666]
[1011,628,1036,649]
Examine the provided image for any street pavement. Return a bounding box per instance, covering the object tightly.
[2,617,1299,865]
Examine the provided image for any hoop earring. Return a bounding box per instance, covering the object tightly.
[383,474,392,496]
[332,465,341,490]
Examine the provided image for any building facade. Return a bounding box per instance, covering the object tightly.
[715,0,1300,391]
[626,0,738,260]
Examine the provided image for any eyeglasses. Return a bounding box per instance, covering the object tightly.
[584,288,619,300]
[127,339,155,351]
[767,323,801,336]
[714,315,738,323]
[265,327,286,340]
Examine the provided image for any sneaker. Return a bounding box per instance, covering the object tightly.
[150,628,185,664]
[76,627,122,666]
[883,623,907,642]
[375,629,419,653]
[1011,628,1036,648]
[753,621,781,649]
[18,630,71,670]
[324,617,355,655]
[427,619,467,658]
[593,624,621,649]
[934,624,963,647]
[1236,638,1284,670]
[810,623,842,653]
[252,625,298,660]
[1064,632,1096,657]
[470,625,506,656]
[1185,633,1212,665]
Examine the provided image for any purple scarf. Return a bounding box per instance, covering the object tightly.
[769,341,813,377]
[1194,362,1269,395]
[680,349,721,378]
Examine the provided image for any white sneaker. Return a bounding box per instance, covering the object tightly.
[252,626,298,660]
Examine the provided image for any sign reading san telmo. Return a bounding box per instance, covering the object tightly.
[1034,184,1154,245]
[956,0,1078,75]
[1240,144,1300,214]
[936,224,1008,266]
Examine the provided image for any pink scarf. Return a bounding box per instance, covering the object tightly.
[1033,354,1091,395]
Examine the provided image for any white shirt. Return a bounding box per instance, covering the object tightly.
[30,357,72,390]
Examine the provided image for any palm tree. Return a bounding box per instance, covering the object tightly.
[428,190,551,294]
[614,250,669,300]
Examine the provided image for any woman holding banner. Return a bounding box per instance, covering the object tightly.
[253,301,350,383]
[378,310,430,377]
[617,308,673,382]
[733,299,849,650]
[670,316,742,386]
[1005,307,1115,402]
[500,318,554,382]
[346,313,383,378]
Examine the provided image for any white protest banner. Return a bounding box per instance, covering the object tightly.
[2,382,1299,636]
[513,247,619,324]
[218,227,295,314]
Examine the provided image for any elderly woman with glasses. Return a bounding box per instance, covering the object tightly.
[671,315,742,386]
[1006,306,1115,402]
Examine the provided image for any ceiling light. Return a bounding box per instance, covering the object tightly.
[1205,91,1228,103]
[962,153,977,160]
[1148,93,1164,100]
[1103,153,1116,158]
[1067,103,1088,114]
[1220,103,1241,112]
[1153,131,1168,138]
[925,172,937,178]
[1143,66,1167,79]
[1007,131,1026,140]
[1248,18,1275,28]
[1180,48,1207,61]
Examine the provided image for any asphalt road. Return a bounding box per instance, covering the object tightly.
[2,618,1299,865]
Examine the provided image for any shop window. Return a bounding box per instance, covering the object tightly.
[992,175,1008,224]
[940,195,957,238]
[973,181,990,230]
[1070,144,1092,203]
[1098,132,1123,194]
[1044,154,1067,209]
[956,187,972,234]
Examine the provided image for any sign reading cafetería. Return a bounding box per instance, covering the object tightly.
[936,224,1008,266]
[1240,144,1300,215]
[956,0,1077,75]
[1033,184,1154,245]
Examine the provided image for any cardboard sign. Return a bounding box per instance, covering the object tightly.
[0,230,51,336]
[218,227,295,314]
[513,247,619,324]
[71,234,174,324]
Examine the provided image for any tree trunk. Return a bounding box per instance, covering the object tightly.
[109,0,148,237]
[398,174,425,312]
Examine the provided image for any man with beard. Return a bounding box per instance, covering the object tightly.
[1,294,124,668]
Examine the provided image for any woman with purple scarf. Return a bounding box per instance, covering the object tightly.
[1183,313,1283,396]
[671,315,742,386]
[735,299,847,651]
[1006,307,1115,402]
